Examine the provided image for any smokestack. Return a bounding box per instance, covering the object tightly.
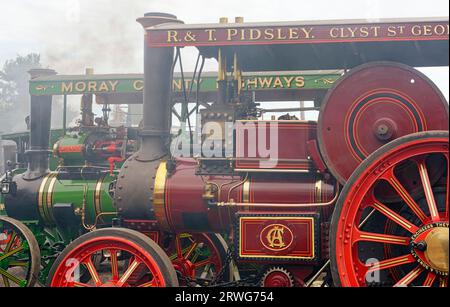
[113,13,183,220]
[24,68,57,180]
[136,13,183,160]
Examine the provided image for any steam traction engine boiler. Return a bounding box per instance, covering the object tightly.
[1,13,449,287]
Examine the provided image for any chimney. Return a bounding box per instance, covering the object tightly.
[136,13,183,161]
[24,68,57,180]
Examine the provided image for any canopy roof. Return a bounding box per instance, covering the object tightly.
[146,17,449,70]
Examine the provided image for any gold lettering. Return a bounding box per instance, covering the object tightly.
[434,25,449,36]
[250,29,262,40]
[348,27,357,38]
[167,30,179,43]
[246,78,258,88]
[173,79,182,91]
[371,26,380,37]
[272,77,283,88]
[283,77,295,88]
[360,26,370,37]
[133,80,144,91]
[205,29,216,41]
[108,81,119,91]
[88,81,97,92]
[264,28,275,40]
[434,24,446,35]
[75,82,86,92]
[258,77,273,88]
[339,28,349,38]
[98,82,109,92]
[423,25,432,36]
[61,82,73,93]
[289,28,299,39]
[330,28,339,38]
[227,29,238,40]
[240,29,246,40]
[301,27,314,39]
[184,31,197,42]
[411,25,422,36]
[387,26,397,37]
[277,28,287,40]
[295,76,305,88]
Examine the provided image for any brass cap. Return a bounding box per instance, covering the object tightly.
[425,227,449,273]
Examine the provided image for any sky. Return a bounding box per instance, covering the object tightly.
[0,0,448,101]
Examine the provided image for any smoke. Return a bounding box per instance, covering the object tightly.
[38,1,149,74]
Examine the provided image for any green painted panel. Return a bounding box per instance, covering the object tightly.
[30,72,341,96]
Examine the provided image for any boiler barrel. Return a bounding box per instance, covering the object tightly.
[153,158,336,233]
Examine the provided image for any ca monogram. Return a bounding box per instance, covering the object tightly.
[266,226,286,249]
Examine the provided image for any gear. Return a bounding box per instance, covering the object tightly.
[260,267,295,287]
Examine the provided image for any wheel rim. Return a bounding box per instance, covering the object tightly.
[333,132,449,287]
[50,236,168,287]
[164,233,228,285]
[0,217,39,287]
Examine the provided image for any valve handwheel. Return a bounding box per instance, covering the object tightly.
[331,131,449,287]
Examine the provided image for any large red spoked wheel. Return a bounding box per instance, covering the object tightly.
[331,131,449,287]
[47,228,178,287]
[163,233,232,285]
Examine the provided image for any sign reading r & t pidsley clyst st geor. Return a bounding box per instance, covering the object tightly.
[146,19,449,46]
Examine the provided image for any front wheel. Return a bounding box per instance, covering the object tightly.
[330,131,449,287]
[47,228,178,287]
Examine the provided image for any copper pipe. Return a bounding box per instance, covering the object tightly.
[215,182,340,209]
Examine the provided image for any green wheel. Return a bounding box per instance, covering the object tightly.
[0,216,41,287]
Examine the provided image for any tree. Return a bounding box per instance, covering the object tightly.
[0,53,41,133]
[0,54,77,134]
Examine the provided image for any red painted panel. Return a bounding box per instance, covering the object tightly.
[235,121,317,170]
[236,213,319,262]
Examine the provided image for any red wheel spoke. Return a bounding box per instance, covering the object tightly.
[83,257,102,287]
[366,254,415,273]
[382,170,427,223]
[110,249,119,281]
[353,229,410,246]
[416,159,440,221]
[73,282,92,287]
[371,201,418,233]
[117,258,141,287]
[394,266,423,287]
[194,257,212,269]
[138,278,158,287]
[422,272,437,287]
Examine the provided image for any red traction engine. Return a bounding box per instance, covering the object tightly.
[46,14,450,287]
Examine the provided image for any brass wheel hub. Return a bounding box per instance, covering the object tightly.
[424,227,449,274]
[411,222,449,276]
